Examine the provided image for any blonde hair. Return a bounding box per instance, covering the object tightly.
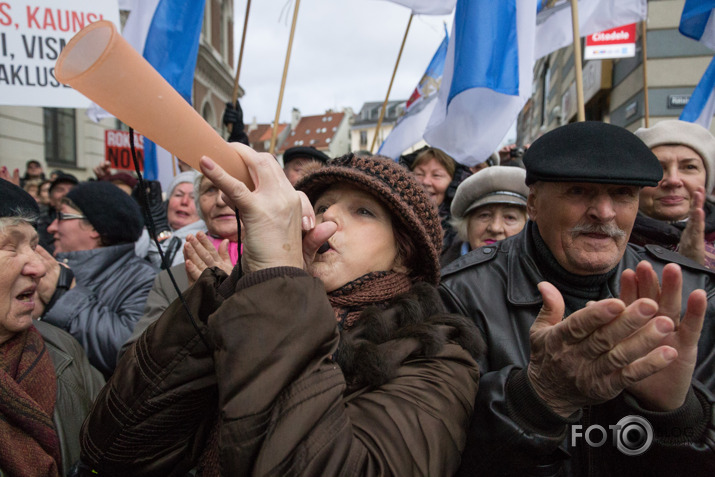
[411,148,456,178]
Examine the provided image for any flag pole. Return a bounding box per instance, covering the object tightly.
[570,0,586,121]
[269,0,301,155]
[370,13,413,153]
[171,154,177,176]
[228,0,252,133]
[641,20,650,127]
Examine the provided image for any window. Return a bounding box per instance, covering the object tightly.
[360,131,368,147]
[44,108,76,166]
[310,139,315,145]
[305,129,310,134]
[326,138,331,144]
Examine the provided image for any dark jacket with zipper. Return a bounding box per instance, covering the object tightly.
[439,223,715,476]
[79,266,483,476]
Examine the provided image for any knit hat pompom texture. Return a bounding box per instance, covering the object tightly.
[66,181,144,245]
[297,154,443,285]
[635,119,715,193]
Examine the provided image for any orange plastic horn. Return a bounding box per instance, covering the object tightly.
[55,20,253,189]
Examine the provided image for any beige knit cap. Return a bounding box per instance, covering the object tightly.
[635,119,715,192]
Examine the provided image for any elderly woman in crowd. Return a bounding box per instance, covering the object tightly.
[0,180,104,477]
[409,147,461,252]
[79,148,482,476]
[442,166,529,266]
[634,120,715,268]
[141,170,205,269]
[119,173,242,356]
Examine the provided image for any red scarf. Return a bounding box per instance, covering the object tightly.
[0,326,60,477]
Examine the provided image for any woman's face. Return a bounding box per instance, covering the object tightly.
[412,157,452,206]
[467,203,527,249]
[638,145,707,221]
[167,182,199,231]
[39,183,51,204]
[198,177,238,241]
[0,222,46,345]
[309,184,400,292]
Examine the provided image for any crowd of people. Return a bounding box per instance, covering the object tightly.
[1,116,714,476]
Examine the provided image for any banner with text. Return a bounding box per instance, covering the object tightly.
[105,129,144,171]
[584,23,637,60]
[0,0,119,107]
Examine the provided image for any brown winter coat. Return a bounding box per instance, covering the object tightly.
[80,266,481,476]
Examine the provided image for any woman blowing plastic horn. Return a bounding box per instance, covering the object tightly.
[78,143,484,476]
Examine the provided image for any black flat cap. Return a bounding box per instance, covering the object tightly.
[523,122,662,187]
[283,146,330,166]
[49,172,79,192]
[0,178,40,218]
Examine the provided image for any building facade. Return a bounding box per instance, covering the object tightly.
[0,0,237,181]
[277,107,353,162]
[350,100,405,154]
[517,0,715,144]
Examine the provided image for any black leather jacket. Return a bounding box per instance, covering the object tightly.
[439,224,715,476]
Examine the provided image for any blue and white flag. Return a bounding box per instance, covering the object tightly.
[680,57,715,127]
[89,0,205,183]
[534,0,647,61]
[378,30,449,159]
[679,0,715,50]
[379,0,456,15]
[679,0,715,128]
[424,0,535,166]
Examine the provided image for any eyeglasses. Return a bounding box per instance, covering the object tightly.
[56,211,87,221]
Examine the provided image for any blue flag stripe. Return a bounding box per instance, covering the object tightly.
[139,0,206,180]
[679,0,715,41]
[448,0,519,104]
[680,55,715,122]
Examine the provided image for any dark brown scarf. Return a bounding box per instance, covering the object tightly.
[328,271,413,329]
[0,326,60,477]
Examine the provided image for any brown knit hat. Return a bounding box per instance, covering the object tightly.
[296,153,442,285]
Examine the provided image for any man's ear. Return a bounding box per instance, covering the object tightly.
[88,227,101,242]
[527,187,537,221]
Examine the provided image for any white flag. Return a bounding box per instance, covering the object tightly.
[378,0,456,15]
[534,0,647,60]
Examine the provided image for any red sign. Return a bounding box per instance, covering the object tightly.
[584,23,637,60]
[104,130,144,171]
[587,23,636,45]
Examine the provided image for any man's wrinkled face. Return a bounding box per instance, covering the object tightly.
[528,182,639,276]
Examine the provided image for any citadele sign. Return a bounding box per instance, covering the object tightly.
[584,23,637,60]
[105,129,144,171]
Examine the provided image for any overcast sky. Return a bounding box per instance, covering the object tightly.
[233,0,453,125]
